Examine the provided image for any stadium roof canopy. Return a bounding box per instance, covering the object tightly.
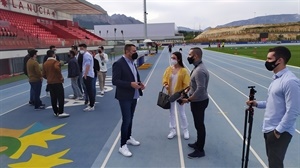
[23,0,107,14]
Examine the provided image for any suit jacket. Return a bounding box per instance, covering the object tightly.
[112,56,143,100]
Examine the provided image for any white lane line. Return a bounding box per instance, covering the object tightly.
[0,90,29,101]
[208,94,268,168]
[184,65,267,167]
[204,49,300,74]
[209,70,300,135]
[0,71,69,101]
[209,70,248,97]
[0,82,27,91]
[100,132,121,168]
[168,50,185,168]
[100,48,180,168]
[205,54,271,80]
[174,105,185,168]
[0,83,71,116]
[205,59,268,89]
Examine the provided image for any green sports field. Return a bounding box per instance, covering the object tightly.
[204,45,300,67]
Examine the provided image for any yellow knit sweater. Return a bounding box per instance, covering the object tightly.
[162,66,190,95]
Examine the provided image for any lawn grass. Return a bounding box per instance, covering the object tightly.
[0,64,68,86]
[0,74,28,86]
[204,45,300,67]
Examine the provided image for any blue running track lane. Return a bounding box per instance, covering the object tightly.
[0,45,299,168]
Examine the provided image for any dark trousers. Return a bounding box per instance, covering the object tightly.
[119,99,137,146]
[45,84,49,92]
[29,81,42,108]
[48,83,65,114]
[29,82,34,103]
[190,99,209,151]
[264,131,292,168]
[83,76,95,107]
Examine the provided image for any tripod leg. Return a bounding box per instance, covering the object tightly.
[245,109,254,168]
[241,109,249,168]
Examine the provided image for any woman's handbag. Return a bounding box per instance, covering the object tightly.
[157,86,171,109]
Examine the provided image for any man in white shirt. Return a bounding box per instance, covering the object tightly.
[95,46,109,96]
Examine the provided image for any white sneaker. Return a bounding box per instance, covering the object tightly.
[126,136,140,146]
[167,129,176,139]
[183,129,189,140]
[119,144,132,157]
[100,91,104,95]
[84,106,95,111]
[76,96,84,100]
[58,112,70,118]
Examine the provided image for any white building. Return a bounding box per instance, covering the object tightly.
[94,23,183,41]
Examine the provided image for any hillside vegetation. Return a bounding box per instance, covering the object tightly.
[194,22,300,42]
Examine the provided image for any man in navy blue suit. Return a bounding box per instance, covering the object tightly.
[112,44,145,157]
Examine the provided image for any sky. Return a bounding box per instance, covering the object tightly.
[87,0,300,29]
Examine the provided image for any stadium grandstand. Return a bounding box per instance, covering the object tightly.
[0,0,106,76]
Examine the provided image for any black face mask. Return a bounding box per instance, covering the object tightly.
[98,50,102,54]
[265,59,279,71]
[187,56,194,64]
[132,53,138,60]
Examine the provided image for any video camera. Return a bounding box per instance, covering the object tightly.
[176,92,189,104]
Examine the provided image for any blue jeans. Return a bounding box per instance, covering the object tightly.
[71,77,82,98]
[119,99,137,146]
[77,72,84,95]
[29,81,43,108]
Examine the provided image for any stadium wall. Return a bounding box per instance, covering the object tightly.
[0,0,72,20]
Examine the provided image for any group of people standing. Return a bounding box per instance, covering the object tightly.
[23,44,109,116]
[23,43,299,167]
[114,44,299,168]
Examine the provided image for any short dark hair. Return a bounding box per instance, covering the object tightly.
[71,45,78,51]
[124,44,136,53]
[47,50,55,57]
[190,47,203,59]
[172,51,184,68]
[79,43,87,48]
[49,45,56,50]
[268,46,291,64]
[69,50,75,57]
[29,49,38,57]
[27,48,34,54]
[99,46,104,50]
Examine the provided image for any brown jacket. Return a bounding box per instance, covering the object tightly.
[27,58,42,82]
[43,57,64,84]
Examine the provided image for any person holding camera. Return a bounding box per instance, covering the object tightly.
[95,46,109,96]
[181,47,209,158]
[162,51,190,140]
[246,46,300,168]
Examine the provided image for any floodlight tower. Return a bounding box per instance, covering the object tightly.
[144,0,148,39]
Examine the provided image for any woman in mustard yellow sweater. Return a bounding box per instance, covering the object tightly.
[162,52,190,139]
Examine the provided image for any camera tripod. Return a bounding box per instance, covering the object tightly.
[241,86,257,168]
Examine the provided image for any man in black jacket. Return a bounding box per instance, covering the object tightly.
[23,48,34,105]
[68,50,82,99]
